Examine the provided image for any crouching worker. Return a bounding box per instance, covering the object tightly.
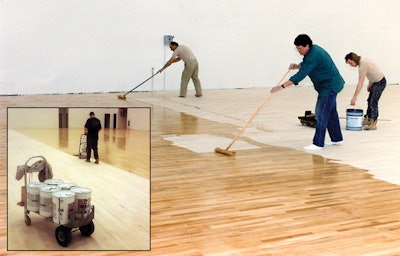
[345,52,386,130]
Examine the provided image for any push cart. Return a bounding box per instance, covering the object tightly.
[78,134,87,159]
[19,156,95,247]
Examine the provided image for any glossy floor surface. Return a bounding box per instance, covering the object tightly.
[1,84,400,255]
[13,128,150,179]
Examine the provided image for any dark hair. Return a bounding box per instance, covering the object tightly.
[170,41,179,46]
[89,112,95,116]
[345,52,361,65]
[294,34,313,47]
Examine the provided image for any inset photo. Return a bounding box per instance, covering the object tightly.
[7,107,150,251]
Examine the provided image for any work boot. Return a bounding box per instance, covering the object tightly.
[95,159,99,164]
[362,115,369,126]
[364,119,377,130]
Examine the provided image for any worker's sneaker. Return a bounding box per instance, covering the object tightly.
[303,144,323,150]
[364,119,377,130]
[325,140,343,146]
[86,159,90,162]
[95,159,99,164]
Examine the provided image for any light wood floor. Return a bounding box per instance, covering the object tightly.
[1,85,400,255]
[13,128,150,179]
[7,129,150,251]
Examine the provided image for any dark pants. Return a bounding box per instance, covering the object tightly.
[367,77,386,120]
[313,90,343,147]
[86,137,99,160]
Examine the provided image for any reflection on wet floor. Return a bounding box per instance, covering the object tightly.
[2,87,400,254]
[13,128,150,179]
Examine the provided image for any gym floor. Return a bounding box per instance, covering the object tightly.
[1,84,400,255]
[7,127,150,251]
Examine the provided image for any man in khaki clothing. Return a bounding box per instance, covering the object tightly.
[159,42,202,97]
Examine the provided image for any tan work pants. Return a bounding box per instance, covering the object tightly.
[180,60,202,97]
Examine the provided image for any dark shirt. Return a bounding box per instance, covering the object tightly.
[85,117,101,140]
[289,44,345,96]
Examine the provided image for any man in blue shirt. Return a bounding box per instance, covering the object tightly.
[271,34,344,150]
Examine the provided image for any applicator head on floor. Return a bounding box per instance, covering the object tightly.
[117,95,126,100]
[214,147,236,156]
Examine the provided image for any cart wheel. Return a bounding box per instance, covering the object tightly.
[55,225,72,247]
[79,220,95,237]
[24,215,31,226]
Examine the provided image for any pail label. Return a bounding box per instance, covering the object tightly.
[70,187,92,218]
[39,185,61,217]
[52,190,75,224]
[346,109,363,131]
[27,194,40,209]
[40,197,53,216]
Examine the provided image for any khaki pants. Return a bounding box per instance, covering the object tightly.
[180,60,202,97]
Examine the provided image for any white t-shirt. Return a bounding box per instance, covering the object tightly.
[172,45,197,62]
[359,58,384,83]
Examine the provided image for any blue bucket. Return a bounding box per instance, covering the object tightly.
[346,108,363,131]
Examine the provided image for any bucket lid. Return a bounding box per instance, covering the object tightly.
[44,179,64,185]
[27,182,45,188]
[53,190,75,198]
[40,185,61,192]
[70,187,91,193]
[57,183,76,189]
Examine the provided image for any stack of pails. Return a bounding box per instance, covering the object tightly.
[39,181,77,218]
[38,179,64,218]
[27,178,92,225]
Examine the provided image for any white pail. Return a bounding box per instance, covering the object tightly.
[27,182,45,212]
[346,108,363,131]
[70,187,92,219]
[44,179,64,186]
[39,185,61,217]
[57,183,77,190]
[52,190,75,225]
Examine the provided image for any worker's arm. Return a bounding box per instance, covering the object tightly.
[351,74,366,105]
[270,63,299,93]
[270,80,294,93]
[158,57,181,73]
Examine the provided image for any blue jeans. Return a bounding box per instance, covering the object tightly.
[367,77,386,120]
[313,91,343,147]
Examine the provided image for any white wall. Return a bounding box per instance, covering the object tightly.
[69,108,114,129]
[8,107,149,130]
[8,108,59,128]
[127,108,150,131]
[1,0,399,95]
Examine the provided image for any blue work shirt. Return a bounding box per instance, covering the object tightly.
[289,44,345,96]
